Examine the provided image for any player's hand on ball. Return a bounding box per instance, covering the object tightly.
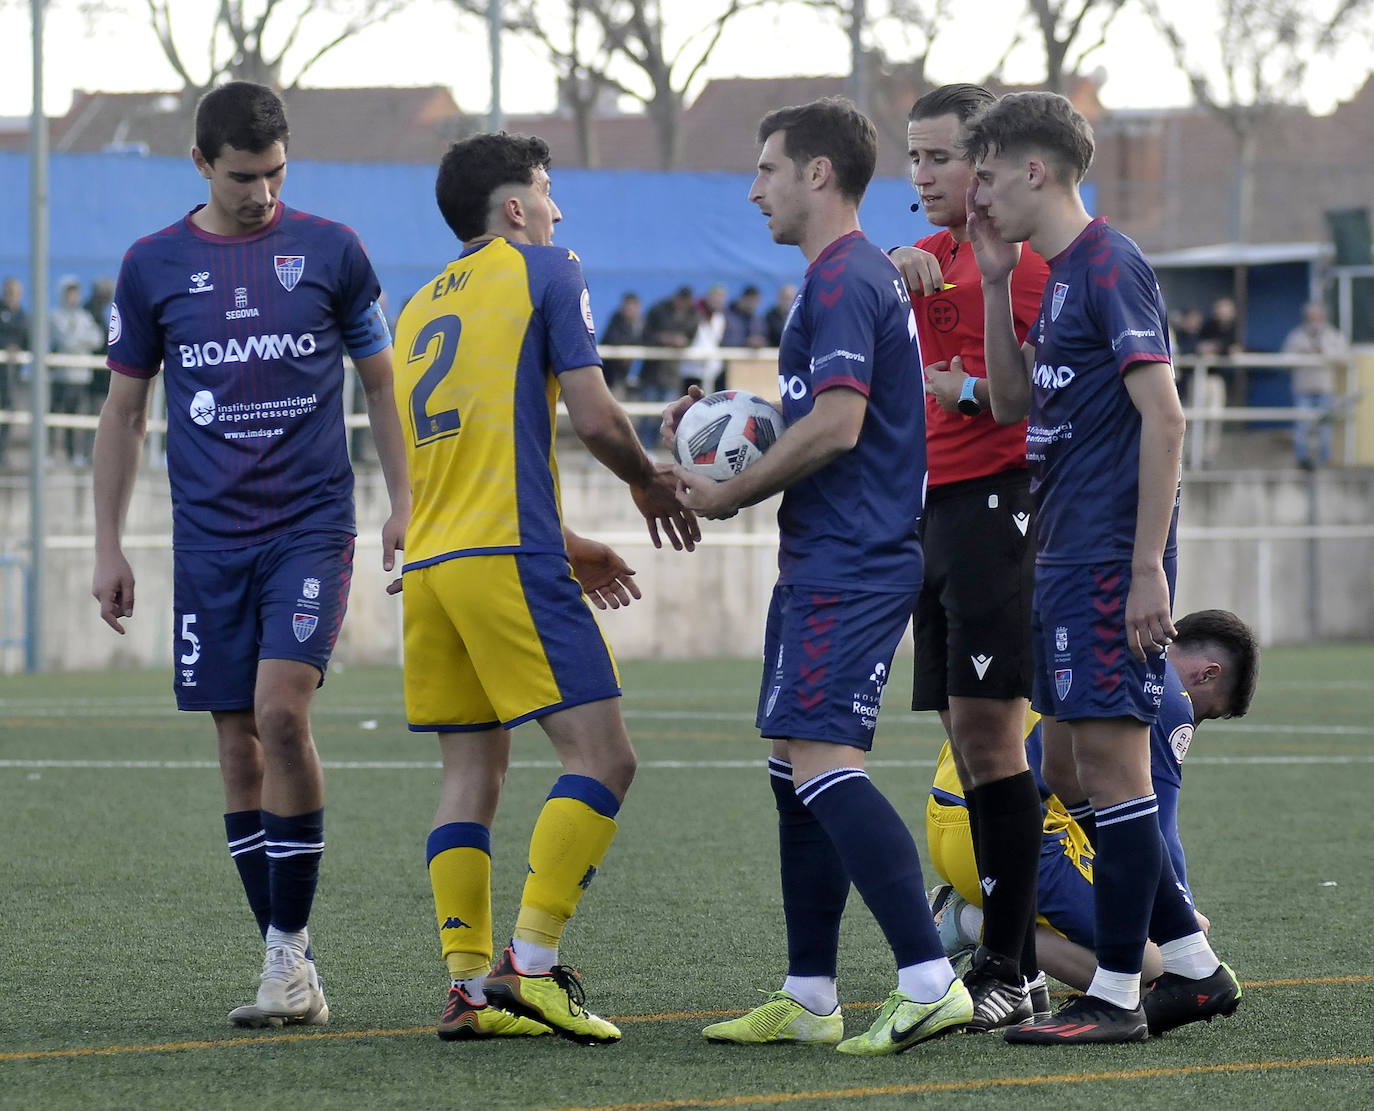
[632,462,700,551]
[673,464,740,520]
[659,385,705,451]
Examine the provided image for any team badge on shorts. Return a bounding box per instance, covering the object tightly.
[292,612,319,643]
[274,255,305,291]
[1055,668,1073,700]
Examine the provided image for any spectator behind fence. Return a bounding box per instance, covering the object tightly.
[51,275,104,466]
[1171,305,1224,464]
[764,282,796,347]
[1283,301,1348,469]
[85,275,116,413]
[723,285,766,351]
[681,284,727,393]
[639,286,697,401]
[0,277,28,468]
[600,292,643,398]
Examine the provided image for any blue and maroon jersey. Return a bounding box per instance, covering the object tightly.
[774,231,926,591]
[107,203,389,549]
[1026,217,1176,566]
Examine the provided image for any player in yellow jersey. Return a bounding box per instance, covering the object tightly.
[925,610,1258,1025]
[391,132,697,1043]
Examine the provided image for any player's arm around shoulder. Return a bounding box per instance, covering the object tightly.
[92,371,154,633]
[559,366,699,552]
[353,347,412,580]
[674,385,866,520]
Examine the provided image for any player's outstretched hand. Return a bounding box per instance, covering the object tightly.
[1125,564,1177,662]
[567,536,642,610]
[673,464,741,521]
[93,550,135,634]
[965,178,1021,284]
[659,385,705,452]
[889,245,945,297]
[632,462,700,551]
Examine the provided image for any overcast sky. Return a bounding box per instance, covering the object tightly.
[1,0,1368,122]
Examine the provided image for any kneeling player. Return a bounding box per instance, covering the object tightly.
[926,610,1259,1034]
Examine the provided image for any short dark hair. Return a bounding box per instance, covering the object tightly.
[908,83,995,126]
[1174,609,1261,719]
[756,96,877,204]
[194,82,289,163]
[963,91,1095,184]
[435,132,551,242]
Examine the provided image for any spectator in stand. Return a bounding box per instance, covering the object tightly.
[638,286,698,445]
[1196,297,1243,357]
[723,285,766,352]
[0,276,29,468]
[85,276,117,416]
[600,292,644,399]
[764,283,796,347]
[51,276,105,466]
[1172,306,1204,358]
[1283,301,1348,469]
[1171,305,1224,463]
[1197,296,1245,411]
[681,284,727,393]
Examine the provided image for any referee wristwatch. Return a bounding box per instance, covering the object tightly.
[957,375,983,417]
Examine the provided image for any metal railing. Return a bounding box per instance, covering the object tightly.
[0,347,1358,471]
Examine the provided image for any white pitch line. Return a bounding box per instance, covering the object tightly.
[5,755,1374,772]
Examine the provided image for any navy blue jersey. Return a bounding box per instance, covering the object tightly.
[1026,218,1176,566]
[774,231,926,591]
[107,204,388,549]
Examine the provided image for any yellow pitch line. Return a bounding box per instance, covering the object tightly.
[538,1056,1374,1111]
[3,975,1373,1063]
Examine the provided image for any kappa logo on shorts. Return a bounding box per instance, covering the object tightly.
[1055,668,1073,700]
[292,612,319,642]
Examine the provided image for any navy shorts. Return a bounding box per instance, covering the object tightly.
[1030,557,1175,723]
[756,584,918,750]
[172,530,355,711]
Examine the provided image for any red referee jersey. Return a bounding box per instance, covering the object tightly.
[913,229,1049,487]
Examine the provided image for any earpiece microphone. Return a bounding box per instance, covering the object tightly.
[910,203,920,212]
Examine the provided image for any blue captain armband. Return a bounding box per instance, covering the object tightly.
[343,299,392,358]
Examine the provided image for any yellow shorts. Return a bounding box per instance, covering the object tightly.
[402,552,620,730]
[925,792,1094,942]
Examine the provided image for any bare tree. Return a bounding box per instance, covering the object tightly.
[1020,0,1126,94]
[1141,0,1374,241]
[802,0,951,113]
[450,0,764,169]
[72,0,413,97]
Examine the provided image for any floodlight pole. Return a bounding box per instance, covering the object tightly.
[27,0,49,673]
[487,0,503,132]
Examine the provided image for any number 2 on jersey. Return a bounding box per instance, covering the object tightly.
[406,314,462,446]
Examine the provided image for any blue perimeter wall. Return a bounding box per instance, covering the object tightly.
[1,150,1094,328]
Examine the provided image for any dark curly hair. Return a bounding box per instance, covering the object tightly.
[435,132,552,243]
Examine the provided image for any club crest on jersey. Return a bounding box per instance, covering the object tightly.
[1051,282,1069,321]
[292,613,318,642]
[1055,668,1072,700]
[302,577,321,600]
[274,255,305,292]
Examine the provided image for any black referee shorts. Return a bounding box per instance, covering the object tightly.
[911,470,1035,711]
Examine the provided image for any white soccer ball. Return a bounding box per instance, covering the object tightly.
[673,389,784,481]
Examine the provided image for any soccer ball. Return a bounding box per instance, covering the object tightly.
[673,389,783,481]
